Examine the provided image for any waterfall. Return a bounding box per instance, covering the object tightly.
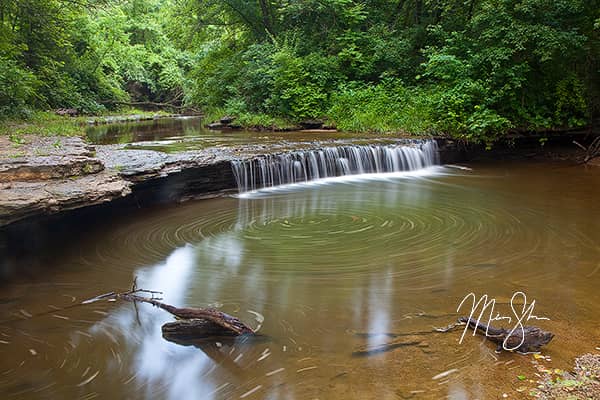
[231,140,439,193]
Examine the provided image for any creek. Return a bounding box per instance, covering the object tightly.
[0,120,598,399]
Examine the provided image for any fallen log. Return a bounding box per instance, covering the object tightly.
[162,319,245,342]
[2,282,256,344]
[458,316,554,353]
[116,292,255,337]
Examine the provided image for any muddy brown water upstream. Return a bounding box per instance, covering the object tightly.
[1,122,599,399]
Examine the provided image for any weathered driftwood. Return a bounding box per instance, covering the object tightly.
[352,315,554,357]
[117,292,255,337]
[162,319,243,342]
[573,136,600,163]
[459,316,554,353]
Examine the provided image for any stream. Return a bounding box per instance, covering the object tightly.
[0,120,598,399]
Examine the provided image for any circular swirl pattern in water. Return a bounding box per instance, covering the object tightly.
[3,164,600,400]
[77,170,568,286]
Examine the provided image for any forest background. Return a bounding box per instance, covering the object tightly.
[1,0,598,143]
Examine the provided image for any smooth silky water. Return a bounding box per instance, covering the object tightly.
[1,142,599,399]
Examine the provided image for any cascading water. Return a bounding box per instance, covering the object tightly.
[231,140,439,193]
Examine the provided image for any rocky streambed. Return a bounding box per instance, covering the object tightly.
[1,127,596,230]
[0,135,234,227]
[0,134,452,229]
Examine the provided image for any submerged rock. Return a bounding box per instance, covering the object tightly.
[207,122,227,130]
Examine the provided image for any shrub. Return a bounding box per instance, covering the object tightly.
[0,57,39,119]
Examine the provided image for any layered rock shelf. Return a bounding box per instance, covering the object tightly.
[0,129,595,230]
[0,135,240,227]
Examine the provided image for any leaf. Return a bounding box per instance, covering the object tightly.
[517,375,527,381]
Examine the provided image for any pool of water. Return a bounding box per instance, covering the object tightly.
[85,117,403,153]
[1,161,599,399]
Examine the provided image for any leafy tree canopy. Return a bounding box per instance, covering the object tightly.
[1,0,598,142]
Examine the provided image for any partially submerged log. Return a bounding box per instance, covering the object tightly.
[459,316,554,353]
[87,280,256,341]
[162,320,270,350]
[352,338,424,357]
[162,319,245,342]
[117,292,255,336]
[352,315,554,357]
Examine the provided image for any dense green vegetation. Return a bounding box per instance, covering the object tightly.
[0,0,188,117]
[1,0,598,142]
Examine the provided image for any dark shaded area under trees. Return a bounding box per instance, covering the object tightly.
[1,0,599,143]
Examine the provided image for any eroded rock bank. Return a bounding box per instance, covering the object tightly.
[0,136,129,227]
[0,134,240,279]
[0,130,597,280]
[0,136,239,228]
[1,132,598,229]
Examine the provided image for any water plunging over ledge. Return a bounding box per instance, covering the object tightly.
[231,140,439,193]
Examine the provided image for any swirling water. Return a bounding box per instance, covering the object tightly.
[1,161,599,399]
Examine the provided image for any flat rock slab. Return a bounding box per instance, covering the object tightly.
[0,136,232,227]
[0,135,103,182]
[95,145,220,182]
[86,114,180,125]
[0,171,131,226]
[0,136,134,226]
[0,133,440,228]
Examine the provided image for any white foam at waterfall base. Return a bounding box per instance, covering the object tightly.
[236,166,447,198]
[232,140,442,196]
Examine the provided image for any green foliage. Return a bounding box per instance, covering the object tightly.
[0,111,84,138]
[328,80,435,134]
[269,49,337,119]
[554,75,588,126]
[0,0,597,143]
[0,56,39,118]
[0,0,190,120]
[179,0,597,141]
[188,41,338,120]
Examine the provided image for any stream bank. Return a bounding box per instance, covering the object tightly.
[1,126,598,279]
[2,131,596,227]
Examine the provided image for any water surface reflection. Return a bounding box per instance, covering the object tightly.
[1,163,599,399]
